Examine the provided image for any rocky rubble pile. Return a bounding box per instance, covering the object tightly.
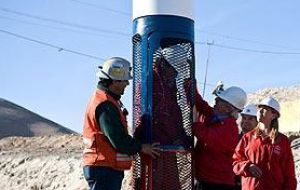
[248,84,300,133]
[0,135,86,190]
[0,134,299,190]
[247,84,300,103]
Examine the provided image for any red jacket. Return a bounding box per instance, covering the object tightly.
[233,129,297,190]
[151,58,189,146]
[193,91,239,186]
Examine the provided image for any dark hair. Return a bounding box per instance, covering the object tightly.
[270,118,279,144]
[98,78,113,88]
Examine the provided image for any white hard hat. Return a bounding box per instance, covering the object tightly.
[241,104,257,117]
[96,57,133,80]
[258,97,280,116]
[216,86,247,110]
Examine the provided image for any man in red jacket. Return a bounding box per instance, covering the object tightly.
[240,104,258,135]
[193,84,247,190]
[235,104,258,190]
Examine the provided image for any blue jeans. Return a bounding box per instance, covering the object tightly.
[83,166,124,190]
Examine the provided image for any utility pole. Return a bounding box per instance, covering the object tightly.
[203,40,214,98]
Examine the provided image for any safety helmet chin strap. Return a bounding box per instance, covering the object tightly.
[100,70,113,80]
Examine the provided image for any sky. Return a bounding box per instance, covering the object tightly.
[1,0,300,133]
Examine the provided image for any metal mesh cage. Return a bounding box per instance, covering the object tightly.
[132,37,194,190]
[132,34,143,131]
[151,43,193,146]
[131,34,143,190]
[151,42,194,190]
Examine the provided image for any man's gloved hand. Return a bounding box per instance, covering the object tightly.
[183,78,204,112]
[183,78,196,104]
[212,80,224,95]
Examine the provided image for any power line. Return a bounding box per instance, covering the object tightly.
[2,29,296,95]
[0,7,131,37]
[0,28,105,61]
[6,2,295,52]
[195,41,300,55]
[2,7,300,56]
[197,82,215,87]
[212,43,300,55]
[2,7,300,55]
[0,15,125,39]
[68,0,131,16]
[0,28,238,94]
[196,29,300,51]
[3,3,296,51]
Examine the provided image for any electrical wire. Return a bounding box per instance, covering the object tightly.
[2,7,300,55]
[0,28,105,61]
[68,0,130,16]
[196,29,300,50]
[2,7,300,61]
[0,15,127,39]
[213,43,300,55]
[195,41,300,55]
[0,7,131,37]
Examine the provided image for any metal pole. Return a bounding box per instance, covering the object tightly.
[203,41,214,97]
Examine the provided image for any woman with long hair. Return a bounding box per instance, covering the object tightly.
[233,97,297,190]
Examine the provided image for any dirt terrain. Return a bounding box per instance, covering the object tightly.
[0,134,299,190]
[0,84,299,189]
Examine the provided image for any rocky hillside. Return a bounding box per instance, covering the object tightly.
[0,98,76,139]
[248,84,300,132]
